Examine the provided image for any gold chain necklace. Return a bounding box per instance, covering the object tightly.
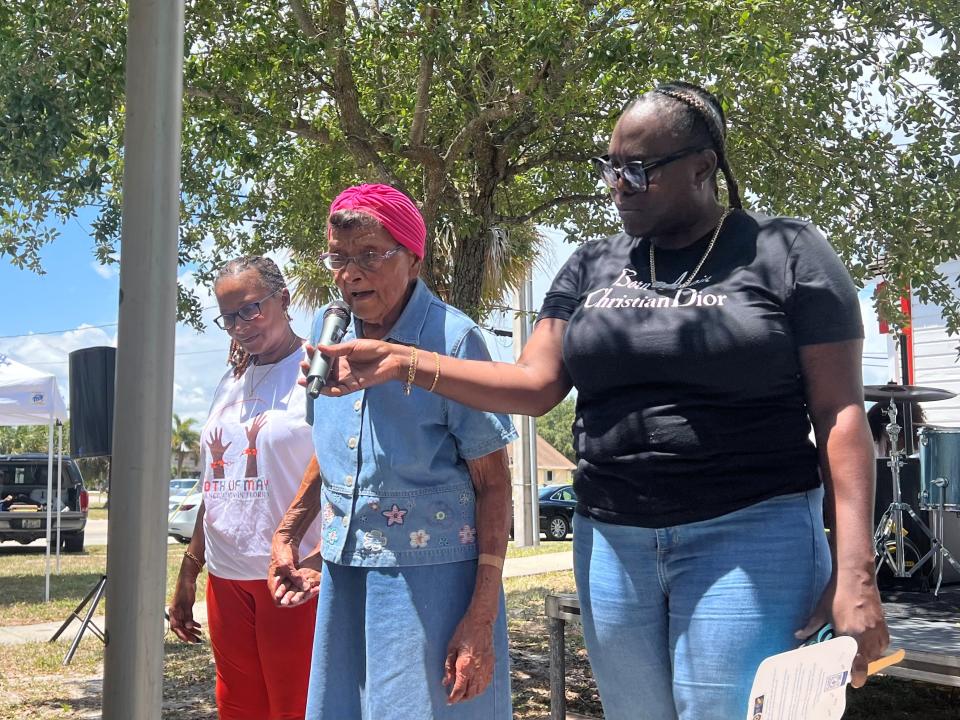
[649,209,732,291]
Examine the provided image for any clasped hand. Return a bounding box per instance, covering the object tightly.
[268,536,322,607]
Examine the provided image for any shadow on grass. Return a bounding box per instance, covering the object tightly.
[0,573,107,608]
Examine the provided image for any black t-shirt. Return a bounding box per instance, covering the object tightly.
[539,209,863,527]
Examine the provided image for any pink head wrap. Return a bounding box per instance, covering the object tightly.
[328,184,426,259]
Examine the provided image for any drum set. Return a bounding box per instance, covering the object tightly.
[869,383,960,595]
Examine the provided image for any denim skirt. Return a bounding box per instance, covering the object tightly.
[305,559,511,719]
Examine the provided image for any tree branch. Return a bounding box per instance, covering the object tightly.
[288,0,321,38]
[326,0,402,186]
[184,85,332,143]
[495,193,607,224]
[410,7,439,148]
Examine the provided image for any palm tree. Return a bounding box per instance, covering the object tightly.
[171,414,200,478]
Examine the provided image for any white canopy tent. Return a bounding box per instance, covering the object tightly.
[0,354,69,601]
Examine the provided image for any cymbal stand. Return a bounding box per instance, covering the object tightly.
[873,399,960,595]
[874,400,908,576]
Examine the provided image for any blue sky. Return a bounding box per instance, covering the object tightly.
[1,212,892,422]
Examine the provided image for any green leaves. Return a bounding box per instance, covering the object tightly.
[3,0,960,333]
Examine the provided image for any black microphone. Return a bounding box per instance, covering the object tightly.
[306,301,352,399]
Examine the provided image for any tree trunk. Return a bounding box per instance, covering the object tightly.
[449,140,500,320]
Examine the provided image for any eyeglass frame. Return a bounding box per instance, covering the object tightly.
[318,246,407,273]
[213,287,284,330]
[591,146,709,193]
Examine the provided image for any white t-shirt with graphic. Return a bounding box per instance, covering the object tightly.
[200,346,320,580]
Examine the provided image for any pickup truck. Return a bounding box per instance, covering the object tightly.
[0,453,89,551]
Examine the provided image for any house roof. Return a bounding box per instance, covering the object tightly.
[506,435,576,470]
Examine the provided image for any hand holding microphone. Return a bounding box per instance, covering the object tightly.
[306,301,352,399]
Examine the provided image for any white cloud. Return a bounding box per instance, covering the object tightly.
[90,261,119,280]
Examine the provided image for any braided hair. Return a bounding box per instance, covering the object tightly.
[632,81,742,209]
[214,255,290,379]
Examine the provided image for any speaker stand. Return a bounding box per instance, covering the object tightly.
[49,574,107,665]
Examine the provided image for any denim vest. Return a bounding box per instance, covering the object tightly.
[307,279,517,567]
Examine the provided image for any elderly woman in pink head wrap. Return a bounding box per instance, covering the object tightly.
[269,184,517,719]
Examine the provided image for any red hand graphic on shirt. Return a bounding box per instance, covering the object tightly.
[244,413,268,477]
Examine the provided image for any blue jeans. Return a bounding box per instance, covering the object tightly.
[573,488,831,720]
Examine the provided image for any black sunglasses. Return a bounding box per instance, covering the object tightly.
[214,288,283,330]
[591,146,708,192]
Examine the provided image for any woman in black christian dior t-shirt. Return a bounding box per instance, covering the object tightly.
[310,81,889,719]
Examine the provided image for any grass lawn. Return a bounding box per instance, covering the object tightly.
[86,507,108,522]
[2,563,959,719]
[506,540,572,559]
[0,545,204,626]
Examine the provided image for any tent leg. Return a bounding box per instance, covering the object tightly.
[45,412,53,602]
[56,422,63,573]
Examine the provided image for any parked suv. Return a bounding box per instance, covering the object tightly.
[0,453,89,551]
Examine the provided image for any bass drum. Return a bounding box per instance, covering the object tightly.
[918,426,960,511]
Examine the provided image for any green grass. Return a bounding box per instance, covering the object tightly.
[0,545,207,626]
[507,540,572,559]
[85,507,108,521]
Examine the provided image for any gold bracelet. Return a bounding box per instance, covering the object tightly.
[428,351,441,393]
[477,553,504,570]
[184,550,205,572]
[403,346,419,396]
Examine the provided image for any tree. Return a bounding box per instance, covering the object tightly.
[171,413,200,478]
[538,397,576,463]
[3,2,959,330]
[0,422,110,489]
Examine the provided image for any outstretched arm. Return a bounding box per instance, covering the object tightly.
[309,318,573,416]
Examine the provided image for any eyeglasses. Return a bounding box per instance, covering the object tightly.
[213,288,283,330]
[318,246,406,272]
[591,146,708,193]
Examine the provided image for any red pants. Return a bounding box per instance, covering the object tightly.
[206,574,316,720]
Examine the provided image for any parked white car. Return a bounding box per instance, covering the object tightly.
[168,489,201,544]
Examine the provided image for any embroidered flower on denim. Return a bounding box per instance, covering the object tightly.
[458,524,477,544]
[367,499,380,512]
[382,503,408,527]
[322,502,335,524]
[409,529,431,548]
[427,500,454,528]
[325,528,339,545]
[363,530,387,553]
[438,536,449,547]
[458,492,472,506]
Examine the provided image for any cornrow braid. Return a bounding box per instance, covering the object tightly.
[652,82,743,209]
[214,255,290,379]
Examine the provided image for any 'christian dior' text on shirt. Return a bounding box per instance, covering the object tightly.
[585,267,728,309]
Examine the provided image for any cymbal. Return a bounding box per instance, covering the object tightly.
[864,383,956,402]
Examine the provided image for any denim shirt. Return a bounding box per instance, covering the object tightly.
[307,279,517,567]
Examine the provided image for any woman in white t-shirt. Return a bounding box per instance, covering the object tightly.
[168,256,321,720]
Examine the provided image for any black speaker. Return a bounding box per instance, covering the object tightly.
[69,346,116,458]
[874,457,931,590]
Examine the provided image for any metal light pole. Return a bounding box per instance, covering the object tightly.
[511,271,539,547]
[102,1,184,717]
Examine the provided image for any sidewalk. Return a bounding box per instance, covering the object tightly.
[0,551,574,646]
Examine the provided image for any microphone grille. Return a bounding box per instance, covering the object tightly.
[324,300,351,321]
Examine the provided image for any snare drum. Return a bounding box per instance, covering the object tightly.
[917,426,960,511]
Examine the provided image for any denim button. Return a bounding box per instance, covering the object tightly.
[353,400,362,412]
[348,437,358,449]
[345,475,354,487]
